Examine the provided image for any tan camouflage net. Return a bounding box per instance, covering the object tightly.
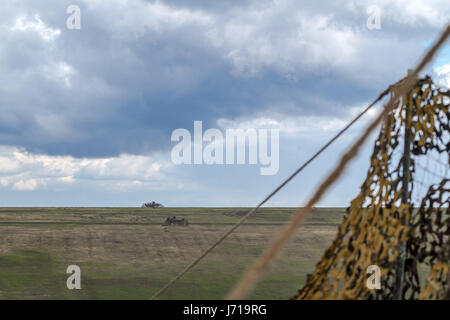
[295,76,449,300]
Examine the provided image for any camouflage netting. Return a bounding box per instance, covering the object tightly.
[295,76,449,300]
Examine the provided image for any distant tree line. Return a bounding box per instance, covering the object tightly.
[141,201,164,208]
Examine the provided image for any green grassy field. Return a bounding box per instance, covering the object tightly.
[0,207,346,299]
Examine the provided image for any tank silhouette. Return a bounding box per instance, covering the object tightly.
[162,216,189,226]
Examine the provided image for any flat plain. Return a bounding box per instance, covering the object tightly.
[0,207,346,299]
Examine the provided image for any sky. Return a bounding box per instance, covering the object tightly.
[0,0,449,207]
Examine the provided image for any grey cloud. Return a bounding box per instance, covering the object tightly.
[0,0,448,158]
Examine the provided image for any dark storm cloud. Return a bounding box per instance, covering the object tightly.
[0,0,448,157]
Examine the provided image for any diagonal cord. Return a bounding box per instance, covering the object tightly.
[150,84,394,300]
[225,23,450,300]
